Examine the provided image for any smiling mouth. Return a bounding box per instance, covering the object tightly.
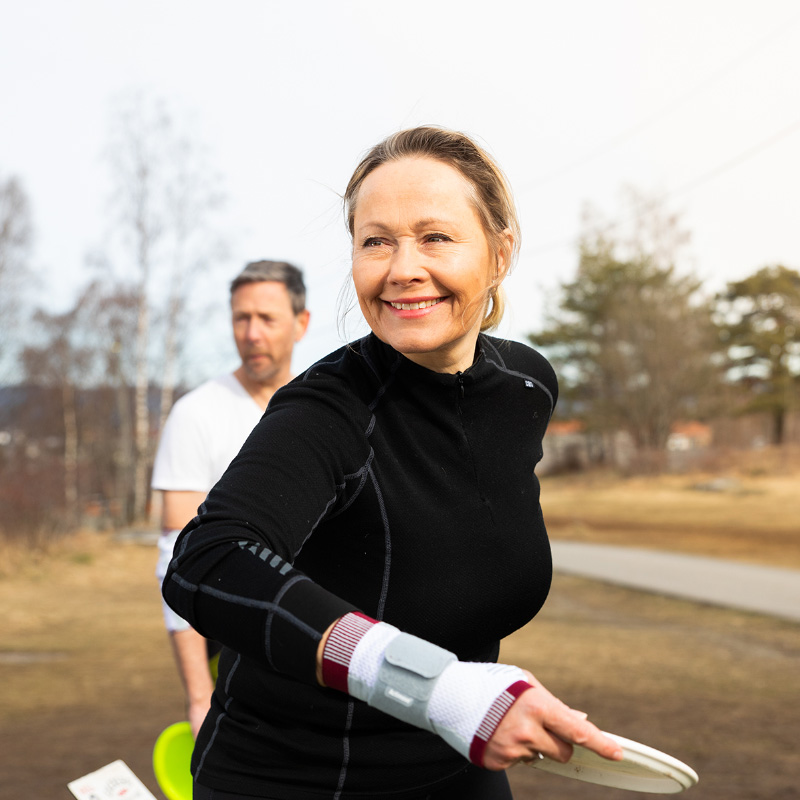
[387,298,444,311]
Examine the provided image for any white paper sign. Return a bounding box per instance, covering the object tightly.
[67,759,158,800]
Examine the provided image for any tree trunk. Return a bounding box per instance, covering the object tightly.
[772,408,785,446]
[133,285,150,523]
[113,359,134,525]
[62,381,79,529]
[158,292,181,434]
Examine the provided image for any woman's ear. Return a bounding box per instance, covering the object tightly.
[494,228,515,284]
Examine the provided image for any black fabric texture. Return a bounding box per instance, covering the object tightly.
[163,333,557,799]
[194,762,512,800]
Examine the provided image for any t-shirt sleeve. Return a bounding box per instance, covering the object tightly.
[162,378,369,685]
[151,398,214,491]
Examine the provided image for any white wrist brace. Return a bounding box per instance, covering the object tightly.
[321,612,531,766]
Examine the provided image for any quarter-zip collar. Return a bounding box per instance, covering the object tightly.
[363,333,490,393]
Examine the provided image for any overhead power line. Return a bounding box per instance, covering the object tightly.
[517,12,800,193]
[523,116,800,259]
[666,117,800,200]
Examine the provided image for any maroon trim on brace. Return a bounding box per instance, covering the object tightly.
[468,680,533,767]
[320,611,379,693]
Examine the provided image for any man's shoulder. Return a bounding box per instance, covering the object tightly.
[270,341,378,420]
[165,373,253,428]
[173,373,244,408]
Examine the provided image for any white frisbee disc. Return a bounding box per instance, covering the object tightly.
[528,732,699,794]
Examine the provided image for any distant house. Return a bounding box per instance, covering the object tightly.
[543,418,714,474]
[667,421,713,452]
[541,419,590,474]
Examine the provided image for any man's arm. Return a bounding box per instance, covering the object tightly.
[161,490,206,532]
[168,626,216,738]
[160,490,212,738]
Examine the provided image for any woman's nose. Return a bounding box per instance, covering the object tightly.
[387,243,427,285]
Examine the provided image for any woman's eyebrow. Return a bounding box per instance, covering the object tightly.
[412,217,455,230]
[357,217,456,233]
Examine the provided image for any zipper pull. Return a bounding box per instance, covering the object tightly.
[457,372,465,399]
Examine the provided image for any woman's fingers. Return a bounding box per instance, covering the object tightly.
[531,684,622,757]
[481,688,571,769]
[542,714,623,762]
[482,678,623,770]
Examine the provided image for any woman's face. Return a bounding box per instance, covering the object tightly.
[352,156,506,374]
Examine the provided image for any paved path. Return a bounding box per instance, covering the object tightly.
[550,541,800,623]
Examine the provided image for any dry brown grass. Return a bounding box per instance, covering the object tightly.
[0,531,176,722]
[541,461,800,568]
[0,531,183,797]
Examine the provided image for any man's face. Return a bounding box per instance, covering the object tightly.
[231,281,309,385]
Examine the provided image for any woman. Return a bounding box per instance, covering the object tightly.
[164,126,622,800]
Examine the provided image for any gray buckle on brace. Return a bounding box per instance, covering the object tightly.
[369,633,456,731]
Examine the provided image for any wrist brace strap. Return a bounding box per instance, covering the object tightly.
[355,632,456,732]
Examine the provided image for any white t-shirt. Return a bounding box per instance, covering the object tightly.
[153,372,264,631]
[152,372,265,492]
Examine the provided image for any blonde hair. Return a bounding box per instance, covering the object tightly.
[344,126,520,331]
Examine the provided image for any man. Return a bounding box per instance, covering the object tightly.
[152,260,310,736]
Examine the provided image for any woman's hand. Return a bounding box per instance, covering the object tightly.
[481,671,623,771]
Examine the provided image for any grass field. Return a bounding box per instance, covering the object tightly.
[1,465,798,799]
[541,455,800,568]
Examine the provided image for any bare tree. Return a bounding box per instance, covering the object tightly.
[104,94,169,520]
[82,279,141,525]
[102,92,226,522]
[20,298,94,528]
[11,279,144,534]
[157,131,226,430]
[0,172,34,379]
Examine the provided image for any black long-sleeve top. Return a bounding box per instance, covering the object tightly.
[163,333,557,799]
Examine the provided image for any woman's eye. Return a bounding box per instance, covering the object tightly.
[362,237,384,248]
[427,233,451,243]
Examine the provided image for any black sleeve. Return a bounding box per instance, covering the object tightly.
[162,378,369,685]
[485,336,559,416]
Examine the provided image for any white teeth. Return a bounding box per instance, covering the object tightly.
[389,298,443,311]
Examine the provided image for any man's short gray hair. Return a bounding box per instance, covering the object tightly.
[230,260,306,314]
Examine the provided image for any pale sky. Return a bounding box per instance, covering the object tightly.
[2,0,799,381]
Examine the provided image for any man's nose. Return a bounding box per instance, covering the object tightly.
[246,318,265,341]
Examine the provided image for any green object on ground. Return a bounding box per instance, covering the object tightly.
[153,721,193,800]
